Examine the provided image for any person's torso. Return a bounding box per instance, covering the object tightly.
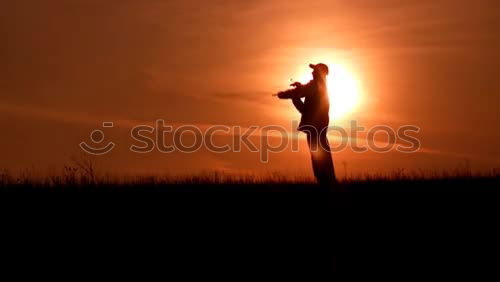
[300,80,330,129]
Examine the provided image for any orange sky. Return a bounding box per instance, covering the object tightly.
[1,0,499,177]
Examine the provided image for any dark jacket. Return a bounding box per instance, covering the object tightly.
[279,79,330,132]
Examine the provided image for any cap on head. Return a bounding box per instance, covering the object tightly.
[309,63,329,76]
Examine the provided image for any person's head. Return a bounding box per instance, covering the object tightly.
[309,63,329,80]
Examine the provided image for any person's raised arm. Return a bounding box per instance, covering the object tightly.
[276,81,311,99]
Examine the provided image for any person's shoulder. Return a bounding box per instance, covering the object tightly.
[304,80,316,88]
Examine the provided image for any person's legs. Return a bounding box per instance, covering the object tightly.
[317,130,336,184]
[307,131,328,184]
[306,128,336,185]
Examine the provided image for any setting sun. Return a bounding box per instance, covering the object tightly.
[295,63,361,120]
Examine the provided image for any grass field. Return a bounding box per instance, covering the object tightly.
[1,166,498,209]
[1,161,498,187]
[2,167,498,274]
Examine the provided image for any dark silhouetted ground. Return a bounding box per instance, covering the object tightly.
[1,176,499,275]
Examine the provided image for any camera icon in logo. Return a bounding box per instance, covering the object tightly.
[80,122,116,155]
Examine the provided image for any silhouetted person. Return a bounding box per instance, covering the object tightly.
[276,63,336,185]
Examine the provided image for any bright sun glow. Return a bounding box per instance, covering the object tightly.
[295,63,361,120]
